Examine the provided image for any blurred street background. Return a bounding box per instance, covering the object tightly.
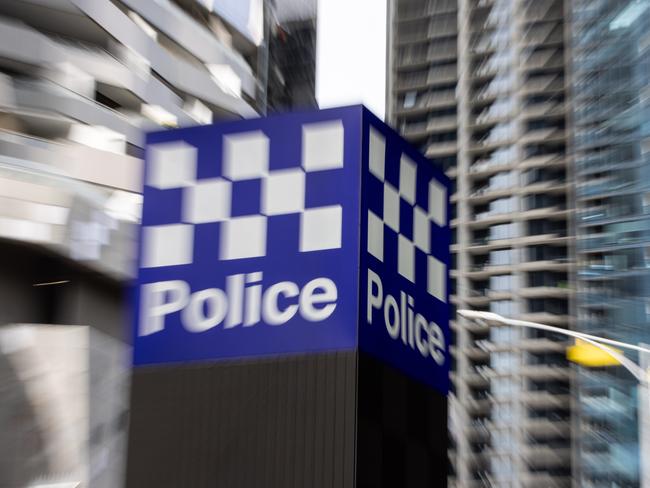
[0,0,649,487]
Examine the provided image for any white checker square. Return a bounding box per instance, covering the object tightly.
[429,179,447,227]
[142,224,193,268]
[413,206,430,253]
[369,126,385,181]
[367,210,384,262]
[398,235,415,283]
[220,215,267,260]
[183,178,231,224]
[383,183,400,232]
[300,205,342,252]
[147,142,196,189]
[223,131,269,181]
[302,120,344,171]
[399,155,417,205]
[427,255,446,302]
[262,168,305,215]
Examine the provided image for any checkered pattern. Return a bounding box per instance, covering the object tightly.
[367,126,448,303]
[142,120,345,267]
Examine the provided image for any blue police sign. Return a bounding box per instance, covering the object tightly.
[133,106,450,393]
[359,110,451,393]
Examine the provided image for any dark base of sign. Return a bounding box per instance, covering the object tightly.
[126,351,447,487]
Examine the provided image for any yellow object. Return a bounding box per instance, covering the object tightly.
[566,339,622,367]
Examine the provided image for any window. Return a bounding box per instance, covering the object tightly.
[490,196,518,214]
[492,377,518,397]
[403,91,417,108]
[491,249,515,266]
[490,223,518,240]
[490,274,516,291]
[489,171,516,189]
[490,300,518,315]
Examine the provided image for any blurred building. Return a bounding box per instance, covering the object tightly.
[267,0,317,112]
[0,0,268,485]
[387,0,574,486]
[0,325,127,488]
[570,0,650,486]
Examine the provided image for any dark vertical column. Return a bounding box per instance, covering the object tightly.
[356,352,448,488]
[126,351,447,488]
[126,352,357,488]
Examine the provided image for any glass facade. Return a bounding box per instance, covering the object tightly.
[572,0,650,485]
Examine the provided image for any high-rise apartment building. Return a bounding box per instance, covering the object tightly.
[570,0,650,486]
[387,0,574,486]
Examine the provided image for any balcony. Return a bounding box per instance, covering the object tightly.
[523,419,571,437]
[470,0,496,11]
[523,49,564,72]
[398,49,448,69]
[521,206,569,222]
[520,153,565,170]
[468,183,514,200]
[397,22,457,45]
[478,337,566,353]
[579,231,650,252]
[472,59,501,80]
[469,15,500,35]
[453,370,490,387]
[465,289,491,306]
[395,90,456,115]
[465,396,491,414]
[576,177,634,198]
[400,120,428,137]
[0,128,141,193]
[522,24,564,48]
[523,1,564,24]
[521,472,571,488]
[519,285,571,299]
[471,108,513,128]
[427,115,458,131]
[522,391,571,409]
[519,259,571,273]
[469,34,500,56]
[468,234,526,251]
[469,158,517,177]
[521,126,565,145]
[522,74,564,95]
[466,419,491,441]
[518,312,570,326]
[522,101,565,119]
[425,141,458,158]
[470,212,515,228]
[397,1,457,22]
[520,364,570,381]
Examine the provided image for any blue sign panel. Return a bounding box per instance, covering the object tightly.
[133,107,362,365]
[358,109,451,394]
[133,105,450,394]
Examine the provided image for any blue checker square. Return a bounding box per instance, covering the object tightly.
[133,106,450,395]
[399,199,414,241]
[230,179,261,216]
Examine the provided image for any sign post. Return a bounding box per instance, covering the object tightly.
[126,106,450,487]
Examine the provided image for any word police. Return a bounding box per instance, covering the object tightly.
[367,269,445,365]
[139,273,337,336]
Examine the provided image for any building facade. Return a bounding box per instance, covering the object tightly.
[388,0,574,486]
[570,0,650,486]
[268,17,317,112]
[0,0,267,486]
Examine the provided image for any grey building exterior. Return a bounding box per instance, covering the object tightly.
[387,0,574,486]
[267,17,318,112]
[570,0,650,486]
[0,0,267,485]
